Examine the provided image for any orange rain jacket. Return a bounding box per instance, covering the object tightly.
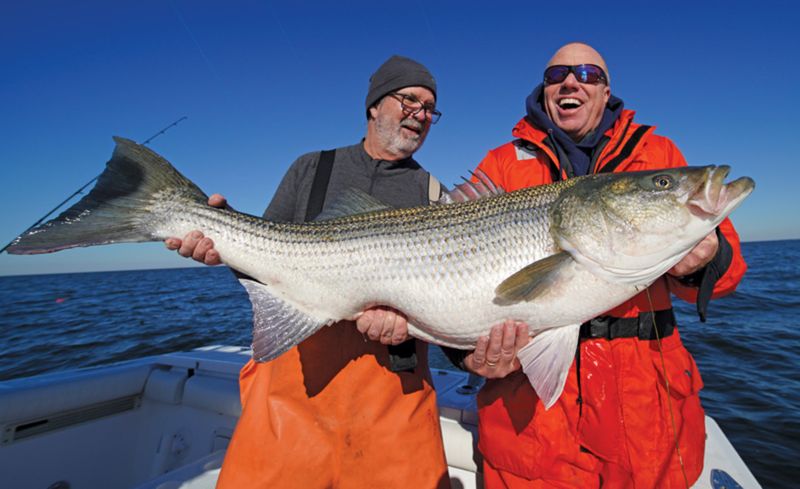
[474,111,747,489]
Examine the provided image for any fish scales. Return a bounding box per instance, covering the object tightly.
[164,185,571,347]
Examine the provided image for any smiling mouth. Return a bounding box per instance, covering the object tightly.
[558,98,583,110]
[401,122,423,135]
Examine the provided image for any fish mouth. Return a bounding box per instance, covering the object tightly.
[686,166,755,219]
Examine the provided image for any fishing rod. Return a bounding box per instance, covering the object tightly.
[0,117,188,254]
[141,116,188,145]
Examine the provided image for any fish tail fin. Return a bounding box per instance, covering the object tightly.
[6,137,208,255]
[239,279,329,361]
[517,324,581,409]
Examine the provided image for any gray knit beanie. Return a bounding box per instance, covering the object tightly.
[365,55,437,115]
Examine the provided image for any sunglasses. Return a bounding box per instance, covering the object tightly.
[544,64,608,85]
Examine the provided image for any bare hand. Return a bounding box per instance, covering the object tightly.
[164,194,228,266]
[464,320,530,379]
[668,231,718,277]
[356,306,409,345]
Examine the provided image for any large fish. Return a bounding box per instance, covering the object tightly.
[7,137,754,408]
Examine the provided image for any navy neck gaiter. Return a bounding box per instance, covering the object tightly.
[525,84,624,176]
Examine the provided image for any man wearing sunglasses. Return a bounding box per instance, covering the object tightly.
[165,55,451,488]
[462,42,747,488]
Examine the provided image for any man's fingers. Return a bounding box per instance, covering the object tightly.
[178,231,203,257]
[698,232,719,261]
[391,324,408,345]
[208,194,228,209]
[381,311,397,344]
[510,323,530,371]
[464,321,532,378]
[500,320,517,360]
[367,309,384,341]
[515,322,531,348]
[356,308,409,345]
[389,311,408,345]
[165,238,181,250]
[204,248,222,266]
[485,324,504,366]
[193,237,214,262]
[471,336,489,367]
[167,229,221,266]
[670,231,719,276]
[379,309,407,345]
[355,311,372,335]
[375,310,394,344]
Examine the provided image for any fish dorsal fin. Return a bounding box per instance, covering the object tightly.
[239,278,330,361]
[315,187,392,220]
[494,251,573,305]
[517,323,581,409]
[438,169,504,204]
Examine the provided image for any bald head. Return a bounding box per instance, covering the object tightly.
[547,42,610,84]
[541,42,611,141]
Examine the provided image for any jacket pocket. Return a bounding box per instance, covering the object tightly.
[650,334,704,399]
[647,332,707,480]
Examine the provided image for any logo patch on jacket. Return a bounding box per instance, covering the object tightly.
[513,141,538,160]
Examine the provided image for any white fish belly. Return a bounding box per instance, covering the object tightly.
[225,228,632,350]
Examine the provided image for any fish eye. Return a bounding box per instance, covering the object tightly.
[652,175,673,189]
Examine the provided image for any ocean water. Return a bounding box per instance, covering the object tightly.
[1,239,798,487]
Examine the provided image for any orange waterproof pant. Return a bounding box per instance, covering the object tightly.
[477,329,705,489]
[216,321,450,489]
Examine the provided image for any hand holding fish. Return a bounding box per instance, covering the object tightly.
[668,231,719,277]
[355,307,409,345]
[465,321,530,379]
[165,194,229,265]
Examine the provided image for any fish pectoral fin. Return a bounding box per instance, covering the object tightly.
[494,251,573,305]
[239,279,329,362]
[517,324,580,410]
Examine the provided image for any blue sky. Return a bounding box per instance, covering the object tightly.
[1,1,798,276]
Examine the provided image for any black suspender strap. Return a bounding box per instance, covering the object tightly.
[305,148,419,373]
[388,339,417,373]
[305,149,336,221]
[596,117,632,171]
[598,125,651,174]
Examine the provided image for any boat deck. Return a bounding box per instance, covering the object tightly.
[0,345,761,488]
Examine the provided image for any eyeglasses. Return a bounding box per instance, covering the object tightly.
[543,64,608,85]
[387,92,442,124]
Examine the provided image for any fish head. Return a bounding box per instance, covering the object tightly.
[550,166,754,285]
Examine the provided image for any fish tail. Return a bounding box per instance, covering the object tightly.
[6,137,208,255]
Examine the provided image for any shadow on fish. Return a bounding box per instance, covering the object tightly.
[6,137,755,408]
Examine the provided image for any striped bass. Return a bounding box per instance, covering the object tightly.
[7,137,754,408]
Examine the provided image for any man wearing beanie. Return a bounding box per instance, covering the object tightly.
[166,55,451,488]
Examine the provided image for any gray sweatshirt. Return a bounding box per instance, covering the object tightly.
[263,142,435,222]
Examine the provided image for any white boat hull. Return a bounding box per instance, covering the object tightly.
[0,346,761,489]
